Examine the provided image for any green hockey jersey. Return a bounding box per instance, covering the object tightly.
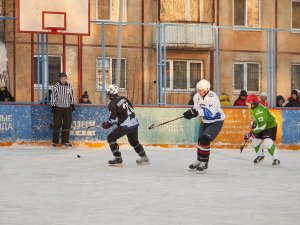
[250,104,277,134]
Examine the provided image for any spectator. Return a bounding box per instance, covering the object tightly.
[188,90,197,105]
[276,95,285,107]
[0,80,15,102]
[50,73,75,148]
[40,89,52,104]
[219,93,231,106]
[79,91,92,104]
[233,90,247,106]
[284,90,300,107]
[259,92,268,107]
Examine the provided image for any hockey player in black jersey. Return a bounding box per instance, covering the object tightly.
[102,84,149,166]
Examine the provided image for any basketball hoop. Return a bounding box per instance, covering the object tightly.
[18,0,90,36]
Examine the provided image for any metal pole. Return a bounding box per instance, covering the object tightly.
[101,22,106,104]
[270,29,273,107]
[266,29,271,106]
[41,34,45,103]
[46,34,49,103]
[163,24,167,105]
[156,24,159,105]
[159,23,163,105]
[116,0,124,87]
[215,27,220,95]
[273,29,277,107]
[37,33,40,103]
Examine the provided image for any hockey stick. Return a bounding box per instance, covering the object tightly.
[240,137,249,154]
[148,116,184,130]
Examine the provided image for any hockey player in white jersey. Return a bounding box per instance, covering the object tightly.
[183,79,226,172]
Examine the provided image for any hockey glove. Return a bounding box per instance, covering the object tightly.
[51,106,57,114]
[71,104,75,112]
[183,108,198,120]
[101,121,113,129]
[244,132,255,141]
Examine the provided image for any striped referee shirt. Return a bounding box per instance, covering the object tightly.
[50,82,75,107]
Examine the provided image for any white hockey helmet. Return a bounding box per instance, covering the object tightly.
[106,84,119,98]
[196,79,210,91]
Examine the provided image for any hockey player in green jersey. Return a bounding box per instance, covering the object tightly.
[244,94,280,166]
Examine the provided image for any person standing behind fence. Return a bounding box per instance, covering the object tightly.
[233,90,247,106]
[50,73,75,148]
[0,79,15,102]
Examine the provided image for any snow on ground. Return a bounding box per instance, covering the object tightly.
[0,147,300,225]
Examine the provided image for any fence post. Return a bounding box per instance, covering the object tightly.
[101,22,106,104]
[163,23,167,105]
[273,29,277,107]
[156,23,160,105]
[215,26,220,96]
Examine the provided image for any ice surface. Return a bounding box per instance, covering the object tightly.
[0,147,300,225]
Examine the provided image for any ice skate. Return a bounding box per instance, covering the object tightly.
[108,157,123,167]
[63,142,73,149]
[189,160,200,170]
[196,161,208,173]
[253,155,264,164]
[51,143,57,148]
[136,155,150,165]
[272,159,280,166]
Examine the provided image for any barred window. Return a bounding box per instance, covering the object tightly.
[233,0,260,27]
[234,62,260,92]
[162,60,203,91]
[292,1,300,29]
[34,56,62,87]
[291,65,300,90]
[97,0,127,21]
[96,58,127,90]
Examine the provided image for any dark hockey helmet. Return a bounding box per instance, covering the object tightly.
[106,84,119,99]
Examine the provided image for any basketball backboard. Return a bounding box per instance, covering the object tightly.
[18,0,90,35]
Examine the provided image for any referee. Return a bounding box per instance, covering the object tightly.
[50,73,75,148]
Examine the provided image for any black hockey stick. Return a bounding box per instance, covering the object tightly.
[148,116,184,130]
[240,137,249,154]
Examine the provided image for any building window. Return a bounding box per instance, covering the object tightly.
[160,0,213,23]
[96,0,127,21]
[234,62,260,92]
[34,56,62,87]
[162,60,203,91]
[96,57,126,90]
[292,1,300,29]
[291,65,300,90]
[233,0,260,27]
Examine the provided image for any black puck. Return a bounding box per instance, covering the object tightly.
[77,155,81,158]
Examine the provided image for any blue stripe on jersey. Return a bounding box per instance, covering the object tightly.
[203,108,222,121]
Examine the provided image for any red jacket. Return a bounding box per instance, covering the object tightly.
[259,101,268,107]
[233,98,247,106]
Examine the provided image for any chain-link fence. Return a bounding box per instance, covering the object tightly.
[0,3,299,106]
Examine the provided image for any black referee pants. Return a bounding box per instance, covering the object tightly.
[53,107,72,144]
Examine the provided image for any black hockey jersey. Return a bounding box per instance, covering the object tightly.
[108,96,139,129]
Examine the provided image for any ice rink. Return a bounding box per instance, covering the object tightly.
[1,147,300,225]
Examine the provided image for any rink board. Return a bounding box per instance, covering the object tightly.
[0,104,299,148]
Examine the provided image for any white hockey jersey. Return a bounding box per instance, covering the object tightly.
[193,91,226,123]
